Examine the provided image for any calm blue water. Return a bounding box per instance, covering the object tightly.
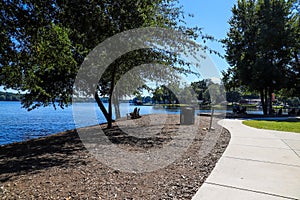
[0,101,267,145]
[0,101,180,145]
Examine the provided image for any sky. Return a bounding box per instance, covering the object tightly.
[179,0,237,73]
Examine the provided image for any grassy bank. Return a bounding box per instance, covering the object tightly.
[242,118,300,133]
[153,104,193,108]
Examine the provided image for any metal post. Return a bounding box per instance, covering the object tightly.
[209,107,214,132]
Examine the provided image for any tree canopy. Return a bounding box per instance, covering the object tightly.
[0,0,213,127]
[222,0,299,114]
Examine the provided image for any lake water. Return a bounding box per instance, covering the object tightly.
[0,101,266,145]
[0,101,184,145]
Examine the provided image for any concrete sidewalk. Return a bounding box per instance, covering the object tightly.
[193,119,300,200]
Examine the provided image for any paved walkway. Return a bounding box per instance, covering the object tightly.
[193,119,300,200]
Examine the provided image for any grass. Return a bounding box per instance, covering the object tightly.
[153,104,191,108]
[273,105,284,109]
[242,118,300,133]
[227,103,257,107]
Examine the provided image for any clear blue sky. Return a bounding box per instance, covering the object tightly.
[179,0,237,72]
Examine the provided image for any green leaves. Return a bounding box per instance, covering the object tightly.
[223,0,298,114]
[0,0,210,117]
[21,23,77,110]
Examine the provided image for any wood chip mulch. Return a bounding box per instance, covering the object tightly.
[0,114,230,199]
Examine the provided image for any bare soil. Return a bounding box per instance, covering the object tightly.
[0,114,230,199]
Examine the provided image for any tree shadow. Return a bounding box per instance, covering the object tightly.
[0,130,87,182]
[103,125,173,149]
[0,115,177,182]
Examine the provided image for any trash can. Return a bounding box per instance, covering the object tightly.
[180,107,195,125]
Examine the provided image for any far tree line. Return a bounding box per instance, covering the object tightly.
[2,79,299,109]
[139,80,300,107]
[0,91,22,101]
[151,79,224,105]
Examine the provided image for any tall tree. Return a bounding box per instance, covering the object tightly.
[190,79,210,102]
[289,1,300,96]
[223,0,295,115]
[0,0,211,127]
[152,84,179,104]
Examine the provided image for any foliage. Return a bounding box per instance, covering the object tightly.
[23,24,76,110]
[0,0,213,127]
[152,85,179,104]
[152,82,199,105]
[152,79,227,106]
[226,91,241,103]
[203,82,226,104]
[288,1,300,96]
[286,97,300,107]
[190,79,210,101]
[222,0,297,115]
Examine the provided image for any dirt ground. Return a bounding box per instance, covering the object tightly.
[0,114,230,199]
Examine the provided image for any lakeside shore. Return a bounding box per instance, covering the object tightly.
[0,114,230,199]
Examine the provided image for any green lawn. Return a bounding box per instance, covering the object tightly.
[154,104,190,108]
[242,119,300,133]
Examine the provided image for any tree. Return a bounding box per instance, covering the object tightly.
[226,91,242,104]
[152,87,164,103]
[152,85,179,104]
[22,23,77,110]
[1,0,212,128]
[151,82,199,105]
[190,79,210,101]
[178,85,194,104]
[203,82,226,105]
[289,1,300,96]
[0,95,5,101]
[223,0,296,115]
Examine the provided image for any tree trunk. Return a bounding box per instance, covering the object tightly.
[260,89,267,115]
[95,92,110,122]
[113,91,121,119]
[108,65,117,128]
[114,102,121,119]
[268,87,273,115]
[107,97,113,128]
[264,88,268,115]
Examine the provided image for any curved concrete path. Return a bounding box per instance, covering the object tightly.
[193,119,300,200]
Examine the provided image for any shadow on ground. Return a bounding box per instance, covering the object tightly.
[0,116,175,182]
[0,130,86,182]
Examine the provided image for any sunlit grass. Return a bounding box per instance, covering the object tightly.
[242,119,300,133]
